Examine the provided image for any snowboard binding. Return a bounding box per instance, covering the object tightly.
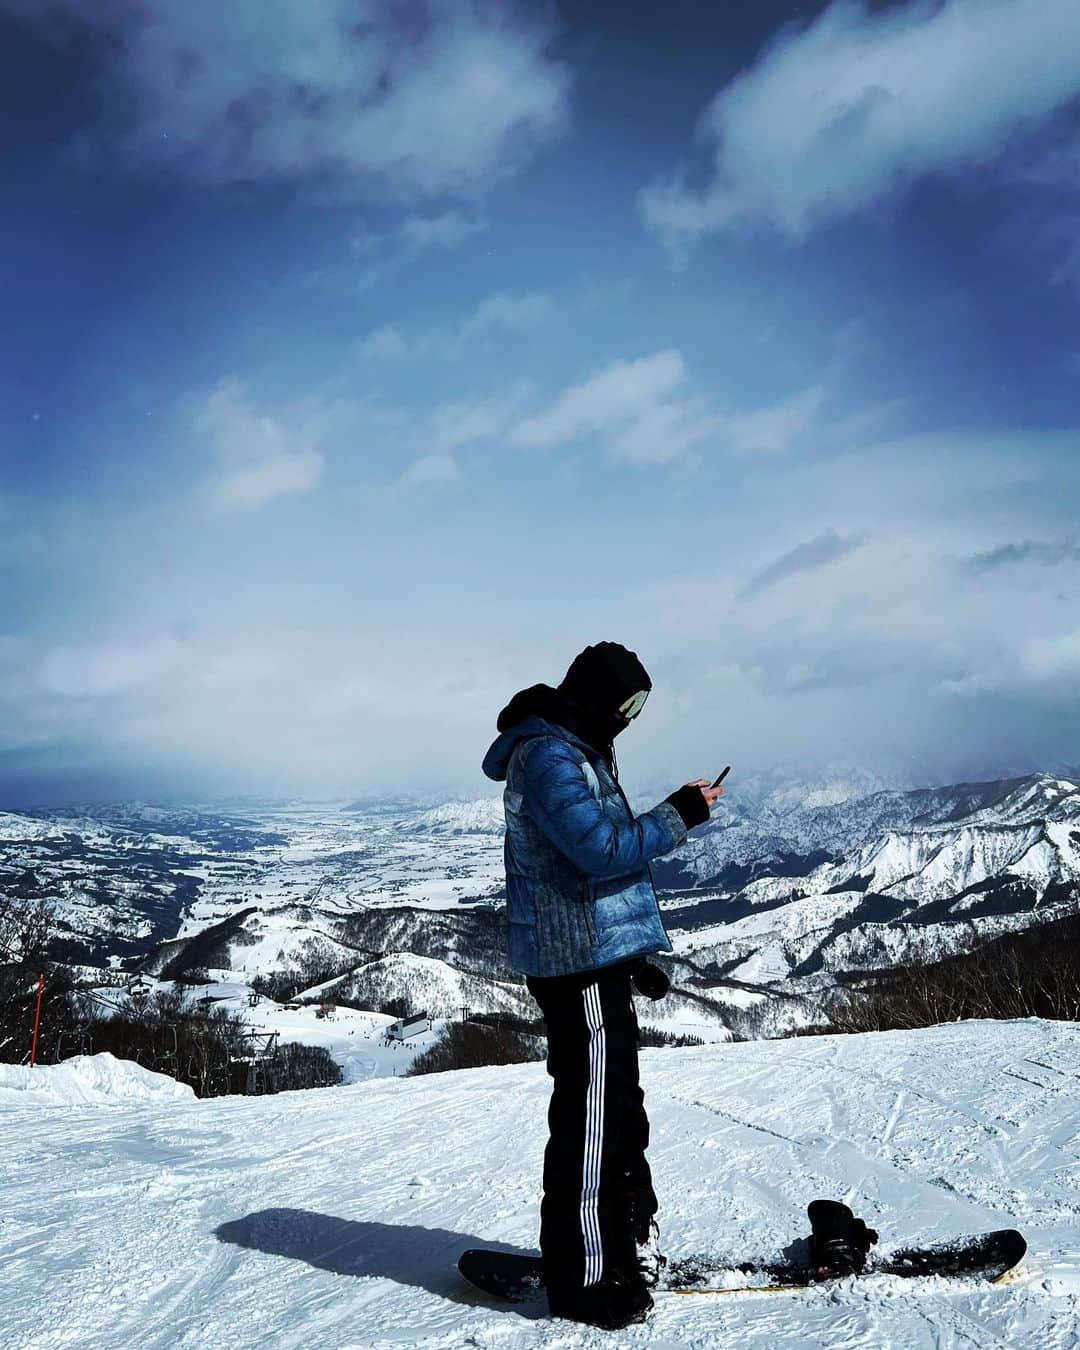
[806,1199,879,1278]
[634,1217,668,1289]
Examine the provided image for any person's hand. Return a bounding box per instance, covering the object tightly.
[686,778,725,811]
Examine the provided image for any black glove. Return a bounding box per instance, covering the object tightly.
[664,783,710,830]
[631,961,671,1001]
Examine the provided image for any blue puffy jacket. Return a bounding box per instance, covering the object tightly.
[481,715,687,977]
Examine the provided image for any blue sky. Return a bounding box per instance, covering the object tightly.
[2,0,1080,804]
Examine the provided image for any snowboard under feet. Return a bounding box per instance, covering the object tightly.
[458,1229,1026,1303]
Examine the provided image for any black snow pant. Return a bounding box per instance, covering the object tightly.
[526,960,656,1293]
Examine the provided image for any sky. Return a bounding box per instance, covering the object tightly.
[2,0,1080,806]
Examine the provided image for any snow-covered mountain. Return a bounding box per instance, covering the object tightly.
[0,805,282,965]
[2,1018,1076,1347]
[404,798,506,835]
[300,952,536,1021]
[659,774,1080,1030]
[653,772,1080,890]
[6,771,1079,1043]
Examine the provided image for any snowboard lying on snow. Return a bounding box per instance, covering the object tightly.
[459,1225,1026,1302]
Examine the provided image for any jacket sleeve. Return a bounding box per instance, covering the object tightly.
[520,736,688,880]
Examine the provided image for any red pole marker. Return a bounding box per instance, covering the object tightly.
[30,972,44,1067]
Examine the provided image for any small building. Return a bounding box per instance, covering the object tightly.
[386,1012,429,1042]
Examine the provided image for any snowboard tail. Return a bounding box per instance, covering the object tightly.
[458,1248,544,1303]
[458,1229,1026,1302]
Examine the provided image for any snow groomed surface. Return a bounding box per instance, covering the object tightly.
[1,1019,1076,1348]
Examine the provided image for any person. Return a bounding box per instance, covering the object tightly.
[481,641,723,1330]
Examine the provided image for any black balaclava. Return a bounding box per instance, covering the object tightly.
[495,641,651,775]
[555,641,652,772]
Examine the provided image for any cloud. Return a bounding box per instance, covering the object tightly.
[640,0,1080,252]
[729,385,826,454]
[377,392,521,492]
[396,452,462,490]
[964,539,1080,572]
[354,290,551,360]
[197,378,324,512]
[738,530,867,600]
[1021,626,1080,684]
[430,396,518,452]
[7,0,570,197]
[397,210,487,255]
[509,354,826,466]
[511,350,720,465]
[458,291,552,339]
[209,453,324,513]
[6,427,1080,798]
[38,637,185,699]
[355,325,410,360]
[350,210,486,272]
[828,396,912,447]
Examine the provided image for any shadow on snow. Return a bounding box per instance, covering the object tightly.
[215,1208,541,1315]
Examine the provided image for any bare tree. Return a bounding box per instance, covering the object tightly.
[0,898,76,1064]
[823,912,1080,1033]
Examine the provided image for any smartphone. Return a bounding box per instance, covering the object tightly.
[711,766,731,789]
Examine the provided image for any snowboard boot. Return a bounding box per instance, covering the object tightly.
[547,1270,653,1331]
[807,1199,879,1278]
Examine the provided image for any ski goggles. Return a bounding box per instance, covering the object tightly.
[617,689,650,720]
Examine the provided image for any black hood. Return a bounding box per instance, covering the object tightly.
[496,682,566,733]
[494,642,652,770]
[557,641,652,724]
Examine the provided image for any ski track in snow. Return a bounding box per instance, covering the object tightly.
[1,1020,1077,1349]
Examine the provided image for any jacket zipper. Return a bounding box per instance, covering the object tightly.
[583,879,598,944]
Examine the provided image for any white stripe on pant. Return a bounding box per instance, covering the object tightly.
[579,981,607,1286]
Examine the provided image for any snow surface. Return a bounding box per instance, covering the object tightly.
[0,1053,195,1108]
[1,1019,1076,1348]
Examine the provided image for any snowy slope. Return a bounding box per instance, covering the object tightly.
[0,1019,1076,1349]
